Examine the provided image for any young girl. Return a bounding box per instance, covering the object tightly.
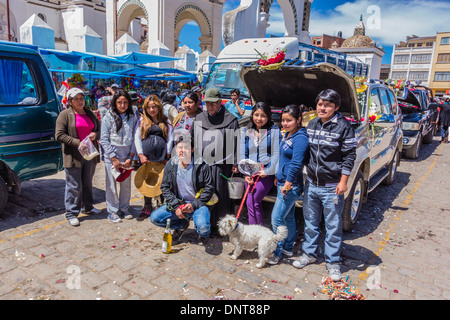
[240,102,281,225]
[135,95,173,219]
[268,104,309,265]
[100,90,138,223]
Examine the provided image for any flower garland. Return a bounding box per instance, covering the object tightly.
[255,48,286,71]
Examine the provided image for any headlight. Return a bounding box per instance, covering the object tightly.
[402,122,420,131]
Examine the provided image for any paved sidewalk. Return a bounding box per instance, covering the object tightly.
[0,138,449,300]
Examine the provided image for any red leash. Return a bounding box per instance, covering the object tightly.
[236,165,263,220]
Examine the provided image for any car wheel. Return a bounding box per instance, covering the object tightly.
[423,127,434,144]
[9,170,21,195]
[404,133,421,159]
[383,149,400,185]
[342,170,364,232]
[0,176,8,215]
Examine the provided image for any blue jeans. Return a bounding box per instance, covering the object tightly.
[271,185,302,257]
[302,181,344,265]
[150,204,211,237]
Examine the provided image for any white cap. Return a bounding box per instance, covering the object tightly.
[67,87,84,99]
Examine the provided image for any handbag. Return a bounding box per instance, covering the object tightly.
[78,136,99,161]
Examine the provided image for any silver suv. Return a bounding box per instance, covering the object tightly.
[240,61,403,231]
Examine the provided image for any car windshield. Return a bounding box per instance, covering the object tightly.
[204,62,250,99]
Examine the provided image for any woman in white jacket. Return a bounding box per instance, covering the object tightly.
[100,90,138,223]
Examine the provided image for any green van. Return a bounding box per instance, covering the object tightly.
[0,41,62,214]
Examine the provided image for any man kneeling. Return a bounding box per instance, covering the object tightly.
[150,134,214,244]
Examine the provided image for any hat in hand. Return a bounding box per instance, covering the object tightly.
[111,166,133,182]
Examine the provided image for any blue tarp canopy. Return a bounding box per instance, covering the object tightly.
[39,49,179,66]
[48,68,121,79]
[113,51,179,64]
[110,65,197,82]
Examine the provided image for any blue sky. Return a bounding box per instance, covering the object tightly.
[178,0,450,64]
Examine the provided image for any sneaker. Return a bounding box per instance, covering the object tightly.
[88,208,102,215]
[197,235,209,246]
[119,211,133,220]
[67,217,80,226]
[172,219,190,242]
[327,265,342,282]
[282,249,293,257]
[267,255,282,265]
[137,205,153,221]
[108,212,122,223]
[292,253,316,269]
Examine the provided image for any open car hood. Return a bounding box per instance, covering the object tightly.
[397,87,422,109]
[239,62,360,120]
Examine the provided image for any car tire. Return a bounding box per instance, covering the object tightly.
[423,127,434,144]
[9,170,21,195]
[342,170,364,232]
[404,133,421,159]
[383,149,400,186]
[0,176,8,215]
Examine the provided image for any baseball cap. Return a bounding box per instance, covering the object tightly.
[67,88,84,99]
[203,88,221,102]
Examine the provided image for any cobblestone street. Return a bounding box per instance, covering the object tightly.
[0,137,449,301]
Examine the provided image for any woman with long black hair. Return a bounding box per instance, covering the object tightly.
[100,90,138,223]
[239,102,281,225]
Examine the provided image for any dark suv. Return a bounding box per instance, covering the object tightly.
[240,60,403,231]
[397,86,440,159]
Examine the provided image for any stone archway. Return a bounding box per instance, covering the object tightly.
[117,0,148,41]
[106,0,224,56]
[173,3,213,53]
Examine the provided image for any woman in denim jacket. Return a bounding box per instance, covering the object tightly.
[100,90,138,223]
[239,102,281,225]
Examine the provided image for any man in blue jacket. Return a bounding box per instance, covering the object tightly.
[293,89,356,281]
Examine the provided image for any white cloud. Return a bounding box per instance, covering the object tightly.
[309,0,450,46]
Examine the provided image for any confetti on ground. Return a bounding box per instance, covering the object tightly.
[319,276,365,300]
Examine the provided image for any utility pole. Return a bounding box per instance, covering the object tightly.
[6,0,11,41]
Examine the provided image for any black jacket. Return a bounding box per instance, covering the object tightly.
[161,157,215,211]
[306,112,357,186]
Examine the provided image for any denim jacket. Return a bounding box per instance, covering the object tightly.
[100,109,137,160]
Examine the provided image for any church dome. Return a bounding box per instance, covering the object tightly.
[341,14,376,48]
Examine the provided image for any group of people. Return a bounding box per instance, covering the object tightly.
[55,83,356,281]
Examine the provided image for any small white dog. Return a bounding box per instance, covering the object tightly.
[218,215,288,268]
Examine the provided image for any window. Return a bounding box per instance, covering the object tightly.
[369,89,383,115]
[393,55,409,64]
[440,37,450,45]
[416,43,423,47]
[425,42,433,47]
[434,72,450,81]
[0,58,38,105]
[409,71,429,81]
[410,54,431,63]
[437,53,450,63]
[391,71,407,80]
[378,89,393,114]
[387,90,398,115]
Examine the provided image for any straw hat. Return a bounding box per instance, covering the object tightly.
[134,162,165,198]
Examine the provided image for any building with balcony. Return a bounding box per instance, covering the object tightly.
[390,35,436,88]
[429,32,450,97]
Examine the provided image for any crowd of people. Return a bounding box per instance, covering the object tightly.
[55,82,362,281]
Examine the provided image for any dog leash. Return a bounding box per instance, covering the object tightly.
[235,165,263,220]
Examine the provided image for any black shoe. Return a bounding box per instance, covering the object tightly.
[172,219,190,243]
[197,234,209,246]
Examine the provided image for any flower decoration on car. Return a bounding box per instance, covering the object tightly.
[354,76,368,94]
[254,48,286,71]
